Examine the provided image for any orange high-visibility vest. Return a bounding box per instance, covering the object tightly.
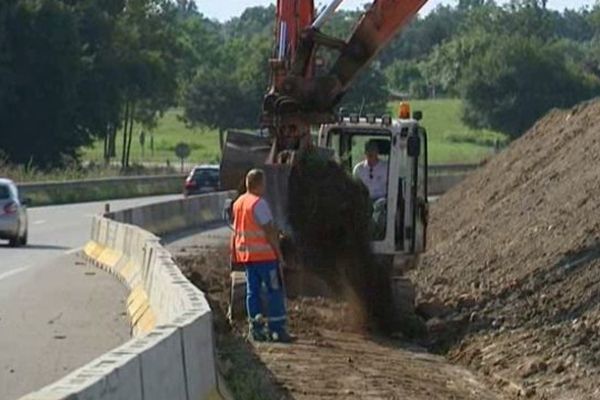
[232,193,277,263]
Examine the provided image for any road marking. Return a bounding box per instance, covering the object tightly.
[0,266,29,282]
[33,220,46,225]
[65,247,83,255]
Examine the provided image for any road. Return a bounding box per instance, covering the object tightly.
[0,194,179,400]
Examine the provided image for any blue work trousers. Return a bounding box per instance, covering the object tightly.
[244,260,287,335]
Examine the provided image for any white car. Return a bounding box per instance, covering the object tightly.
[0,179,28,247]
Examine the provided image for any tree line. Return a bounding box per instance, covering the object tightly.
[1,0,599,168]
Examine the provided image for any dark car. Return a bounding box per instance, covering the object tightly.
[184,165,220,197]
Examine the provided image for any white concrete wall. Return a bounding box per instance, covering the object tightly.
[19,191,233,400]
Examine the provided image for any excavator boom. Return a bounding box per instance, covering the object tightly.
[332,0,429,94]
[263,0,428,131]
[221,0,429,229]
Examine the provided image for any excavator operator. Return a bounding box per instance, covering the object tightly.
[353,140,388,239]
[353,140,388,200]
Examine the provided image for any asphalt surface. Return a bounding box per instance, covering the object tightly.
[0,194,179,400]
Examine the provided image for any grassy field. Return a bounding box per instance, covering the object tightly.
[82,99,507,167]
[83,109,221,167]
[390,99,507,164]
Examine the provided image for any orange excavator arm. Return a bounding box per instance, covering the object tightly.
[220,0,429,230]
[263,0,429,138]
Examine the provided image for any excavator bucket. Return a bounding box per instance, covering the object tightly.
[219,130,271,191]
[220,130,292,233]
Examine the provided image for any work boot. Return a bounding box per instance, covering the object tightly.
[249,329,268,342]
[270,330,294,343]
[248,314,268,342]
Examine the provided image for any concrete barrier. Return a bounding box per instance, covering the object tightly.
[429,174,469,196]
[15,164,475,207]
[105,193,228,236]
[20,191,233,400]
[429,163,479,175]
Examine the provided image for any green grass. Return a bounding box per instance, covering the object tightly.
[82,100,507,167]
[1,160,179,184]
[391,98,508,164]
[83,109,221,166]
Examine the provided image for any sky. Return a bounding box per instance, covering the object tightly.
[195,0,597,22]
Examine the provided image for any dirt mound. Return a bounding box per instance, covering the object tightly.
[411,99,600,398]
[288,150,396,333]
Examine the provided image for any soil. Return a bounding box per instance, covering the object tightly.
[410,99,600,399]
[176,247,505,400]
[288,150,396,333]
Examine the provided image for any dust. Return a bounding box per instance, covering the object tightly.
[287,149,397,333]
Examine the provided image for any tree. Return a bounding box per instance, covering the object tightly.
[340,66,389,115]
[0,0,88,167]
[422,28,495,96]
[582,38,600,80]
[0,0,180,168]
[223,5,275,38]
[184,67,254,132]
[458,0,486,10]
[461,35,599,137]
[385,60,424,93]
[111,0,180,168]
[183,9,272,132]
[378,5,463,67]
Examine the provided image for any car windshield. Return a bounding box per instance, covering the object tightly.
[0,184,10,200]
[193,168,219,180]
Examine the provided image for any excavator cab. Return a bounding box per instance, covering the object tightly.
[317,111,428,261]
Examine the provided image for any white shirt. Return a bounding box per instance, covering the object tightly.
[353,160,388,200]
[253,198,273,225]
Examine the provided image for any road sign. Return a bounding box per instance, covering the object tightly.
[175,142,191,172]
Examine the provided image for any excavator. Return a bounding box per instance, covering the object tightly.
[221,0,429,319]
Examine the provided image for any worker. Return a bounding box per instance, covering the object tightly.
[353,140,388,239]
[231,169,291,343]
